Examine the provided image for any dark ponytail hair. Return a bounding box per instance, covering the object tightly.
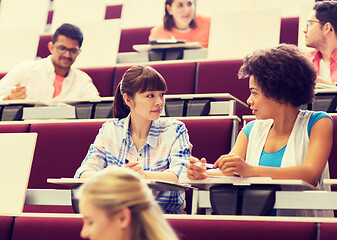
[113,65,167,119]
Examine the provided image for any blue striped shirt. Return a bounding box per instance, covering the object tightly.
[75,114,191,214]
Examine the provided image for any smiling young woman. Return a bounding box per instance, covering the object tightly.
[149,0,211,48]
[75,65,191,214]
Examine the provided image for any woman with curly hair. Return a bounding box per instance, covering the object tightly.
[187,44,333,217]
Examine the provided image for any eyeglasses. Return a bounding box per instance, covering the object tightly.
[55,45,81,56]
[306,20,323,28]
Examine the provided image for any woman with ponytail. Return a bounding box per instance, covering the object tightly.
[78,167,179,240]
[75,65,191,214]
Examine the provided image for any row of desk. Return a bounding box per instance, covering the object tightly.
[0,93,247,121]
[1,87,337,122]
[22,177,337,217]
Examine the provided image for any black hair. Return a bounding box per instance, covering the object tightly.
[113,65,167,119]
[314,1,337,37]
[52,23,84,47]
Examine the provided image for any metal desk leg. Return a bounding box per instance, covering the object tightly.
[191,188,199,215]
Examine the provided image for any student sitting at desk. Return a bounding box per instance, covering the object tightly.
[0,23,99,102]
[149,0,211,48]
[187,44,333,217]
[75,65,191,214]
[77,167,179,240]
[304,1,337,86]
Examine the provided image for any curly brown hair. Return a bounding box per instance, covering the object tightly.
[238,44,316,107]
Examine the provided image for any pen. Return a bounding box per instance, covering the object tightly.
[193,162,215,169]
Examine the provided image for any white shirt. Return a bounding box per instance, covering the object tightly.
[0,56,99,101]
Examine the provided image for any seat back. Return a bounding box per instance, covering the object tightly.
[168,219,317,240]
[12,217,82,240]
[320,222,337,240]
[0,123,30,133]
[28,122,104,189]
[36,35,52,59]
[0,73,6,80]
[180,117,236,164]
[81,67,115,97]
[105,5,123,19]
[114,62,196,95]
[197,60,250,117]
[151,62,197,94]
[0,216,14,240]
[119,27,152,52]
[280,17,299,45]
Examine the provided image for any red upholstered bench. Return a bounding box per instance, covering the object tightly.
[118,27,152,53]
[114,62,197,95]
[280,17,299,45]
[36,35,52,59]
[180,117,235,164]
[9,216,319,240]
[320,222,337,240]
[11,216,82,240]
[81,67,116,97]
[0,124,30,133]
[0,216,14,240]
[28,121,104,189]
[168,219,317,240]
[179,117,238,214]
[0,73,6,80]
[197,60,250,117]
[105,5,122,19]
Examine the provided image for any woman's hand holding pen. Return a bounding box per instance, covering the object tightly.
[187,156,208,180]
[123,161,145,177]
[214,154,254,177]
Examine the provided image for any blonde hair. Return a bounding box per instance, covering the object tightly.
[77,167,179,240]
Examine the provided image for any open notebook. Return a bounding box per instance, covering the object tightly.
[0,133,37,214]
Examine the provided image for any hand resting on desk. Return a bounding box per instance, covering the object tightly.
[187,155,246,180]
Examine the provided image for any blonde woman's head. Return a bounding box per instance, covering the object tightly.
[78,167,178,240]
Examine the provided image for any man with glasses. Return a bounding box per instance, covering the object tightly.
[304,1,337,86]
[0,23,99,101]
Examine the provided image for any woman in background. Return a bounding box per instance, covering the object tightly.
[149,0,211,48]
[75,65,191,214]
[78,167,179,240]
